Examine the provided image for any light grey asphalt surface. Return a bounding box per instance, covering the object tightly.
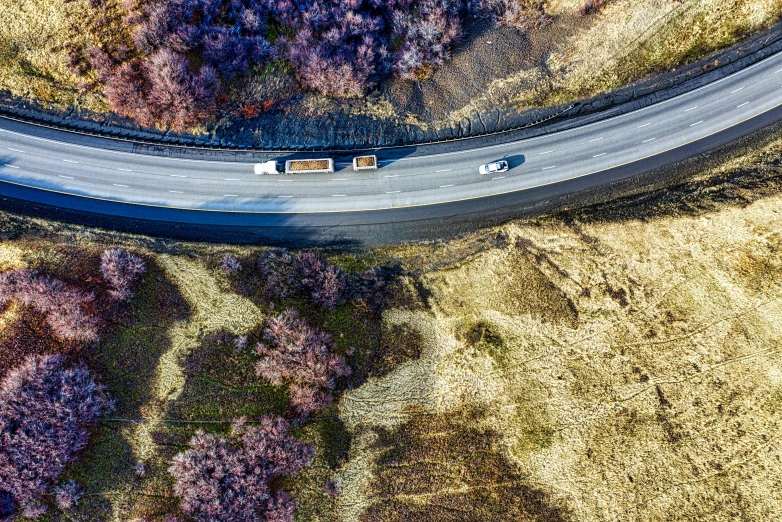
[1,48,782,227]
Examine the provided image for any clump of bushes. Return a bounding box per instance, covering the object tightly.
[169,417,314,522]
[0,355,113,516]
[100,247,147,302]
[294,251,348,310]
[256,309,351,416]
[574,0,607,17]
[77,0,552,129]
[0,269,100,343]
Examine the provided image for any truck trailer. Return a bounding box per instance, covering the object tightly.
[284,158,335,174]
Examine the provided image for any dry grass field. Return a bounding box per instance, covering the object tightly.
[3,131,782,519]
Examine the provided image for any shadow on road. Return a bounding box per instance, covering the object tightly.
[504,154,525,169]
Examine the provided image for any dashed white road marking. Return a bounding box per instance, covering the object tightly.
[332,194,346,197]
[690,120,704,127]
[384,174,399,178]
[492,176,506,180]
[116,168,132,172]
[684,106,698,112]
[113,183,128,187]
[386,190,400,194]
[538,150,554,155]
[775,68,782,74]
[168,190,183,194]
[642,138,656,143]
[223,194,238,197]
[589,137,604,142]
[440,184,454,188]
[542,166,557,170]
[436,168,453,173]
[731,87,744,93]
[278,195,293,198]
[277,179,293,182]
[170,174,186,178]
[737,102,750,108]
[224,178,239,180]
[3,164,19,169]
[332,178,347,181]
[7,148,24,153]
[62,159,79,164]
[593,153,606,157]
[637,123,651,128]
[59,175,73,179]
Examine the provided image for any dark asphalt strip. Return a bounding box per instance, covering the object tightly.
[1,103,781,246]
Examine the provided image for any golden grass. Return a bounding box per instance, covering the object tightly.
[128,255,261,465]
[336,185,782,520]
[0,0,106,109]
[443,0,782,128]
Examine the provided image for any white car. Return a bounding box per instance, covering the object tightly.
[479,160,509,175]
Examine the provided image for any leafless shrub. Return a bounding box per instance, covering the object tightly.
[256,310,351,416]
[0,355,113,514]
[219,253,243,275]
[0,269,100,343]
[54,481,84,510]
[257,248,297,299]
[294,251,348,310]
[100,248,147,301]
[169,417,314,522]
[574,0,607,16]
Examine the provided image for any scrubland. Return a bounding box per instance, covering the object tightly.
[3,132,782,519]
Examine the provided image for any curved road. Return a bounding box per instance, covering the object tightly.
[2,48,782,241]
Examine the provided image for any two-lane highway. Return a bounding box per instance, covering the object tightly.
[2,47,782,236]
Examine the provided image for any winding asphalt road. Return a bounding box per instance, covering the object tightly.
[2,47,782,241]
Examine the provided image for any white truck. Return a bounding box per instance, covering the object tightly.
[254,159,335,175]
[352,155,378,171]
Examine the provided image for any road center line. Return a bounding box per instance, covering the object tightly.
[642,138,656,143]
[684,106,698,112]
[730,87,744,93]
[737,102,749,108]
[637,123,651,128]
[62,159,79,164]
[542,166,557,170]
[690,120,704,127]
[593,153,606,157]
[59,175,73,179]
[538,150,554,155]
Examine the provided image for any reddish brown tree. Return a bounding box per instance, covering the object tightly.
[0,355,112,516]
[256,309,351,416]
[100,248,147,301]
[169,417,314,522]
[0,269,100,343]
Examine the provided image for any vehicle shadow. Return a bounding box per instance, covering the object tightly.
[504,154,525,169]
